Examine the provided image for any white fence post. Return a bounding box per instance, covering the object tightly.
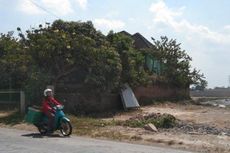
[20,91,25,114]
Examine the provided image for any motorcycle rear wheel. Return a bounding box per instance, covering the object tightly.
[37,124,48,135]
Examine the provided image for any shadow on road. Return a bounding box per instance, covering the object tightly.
[21,133,64,138]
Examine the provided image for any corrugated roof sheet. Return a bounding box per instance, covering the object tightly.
[120,84,140,109]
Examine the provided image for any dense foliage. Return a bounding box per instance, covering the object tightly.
[107,31,149,87]
[18,20,122,93]
[0,20,207,101]
[147,36,207,89]
[0,32,30,89]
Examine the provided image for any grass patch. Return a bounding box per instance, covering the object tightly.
[0,110,24,125]
[62,115,132,140]
[68,115,117,136]
[67,113,177,137]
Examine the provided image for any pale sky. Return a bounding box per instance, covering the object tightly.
[1,0,230,88]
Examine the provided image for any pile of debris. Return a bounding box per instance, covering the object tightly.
[123,113,230,136]
[123,113,177,131]
[174,121,230,136]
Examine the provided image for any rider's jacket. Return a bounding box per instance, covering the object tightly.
[41,97,61,115]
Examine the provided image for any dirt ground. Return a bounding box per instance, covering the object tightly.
[100,102,230,153]
[1,101,230,153]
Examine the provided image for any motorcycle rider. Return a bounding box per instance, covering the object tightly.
[42,88,62,133]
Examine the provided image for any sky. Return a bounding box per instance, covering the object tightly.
[0,0,230,88]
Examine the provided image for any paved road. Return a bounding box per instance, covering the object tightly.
[0,128,194,153]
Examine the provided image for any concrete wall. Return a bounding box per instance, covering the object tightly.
[190,88,230,97]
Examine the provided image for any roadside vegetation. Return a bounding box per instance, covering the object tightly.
[0,110,24,125]
[122,113,176,128]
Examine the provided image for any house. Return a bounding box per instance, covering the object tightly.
[119,31,162,75]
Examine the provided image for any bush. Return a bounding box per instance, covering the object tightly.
[123,113,176,129]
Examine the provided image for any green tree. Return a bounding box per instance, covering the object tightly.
[18,20,122,93]
[149,36,207,88]
[191,69,207,90]
[0,32,30,89]
[107,31,149,87]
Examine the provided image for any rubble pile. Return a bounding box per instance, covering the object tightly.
[125,113,230,136]
[174,121,230,136]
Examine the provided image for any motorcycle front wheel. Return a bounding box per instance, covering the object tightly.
[60,120,72,136]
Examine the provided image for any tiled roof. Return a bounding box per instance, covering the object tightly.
[132,32,153,49]
[118,31,153,49]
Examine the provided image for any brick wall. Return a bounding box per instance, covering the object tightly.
[134,85,189,105]
[55,85,189,113]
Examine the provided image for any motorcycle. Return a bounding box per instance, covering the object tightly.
[26,105,72,136]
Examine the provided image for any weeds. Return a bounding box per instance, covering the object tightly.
[0,110,24,125]
[122,113,176,128]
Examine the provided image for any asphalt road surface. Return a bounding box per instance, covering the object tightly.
[0,128,194,153]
